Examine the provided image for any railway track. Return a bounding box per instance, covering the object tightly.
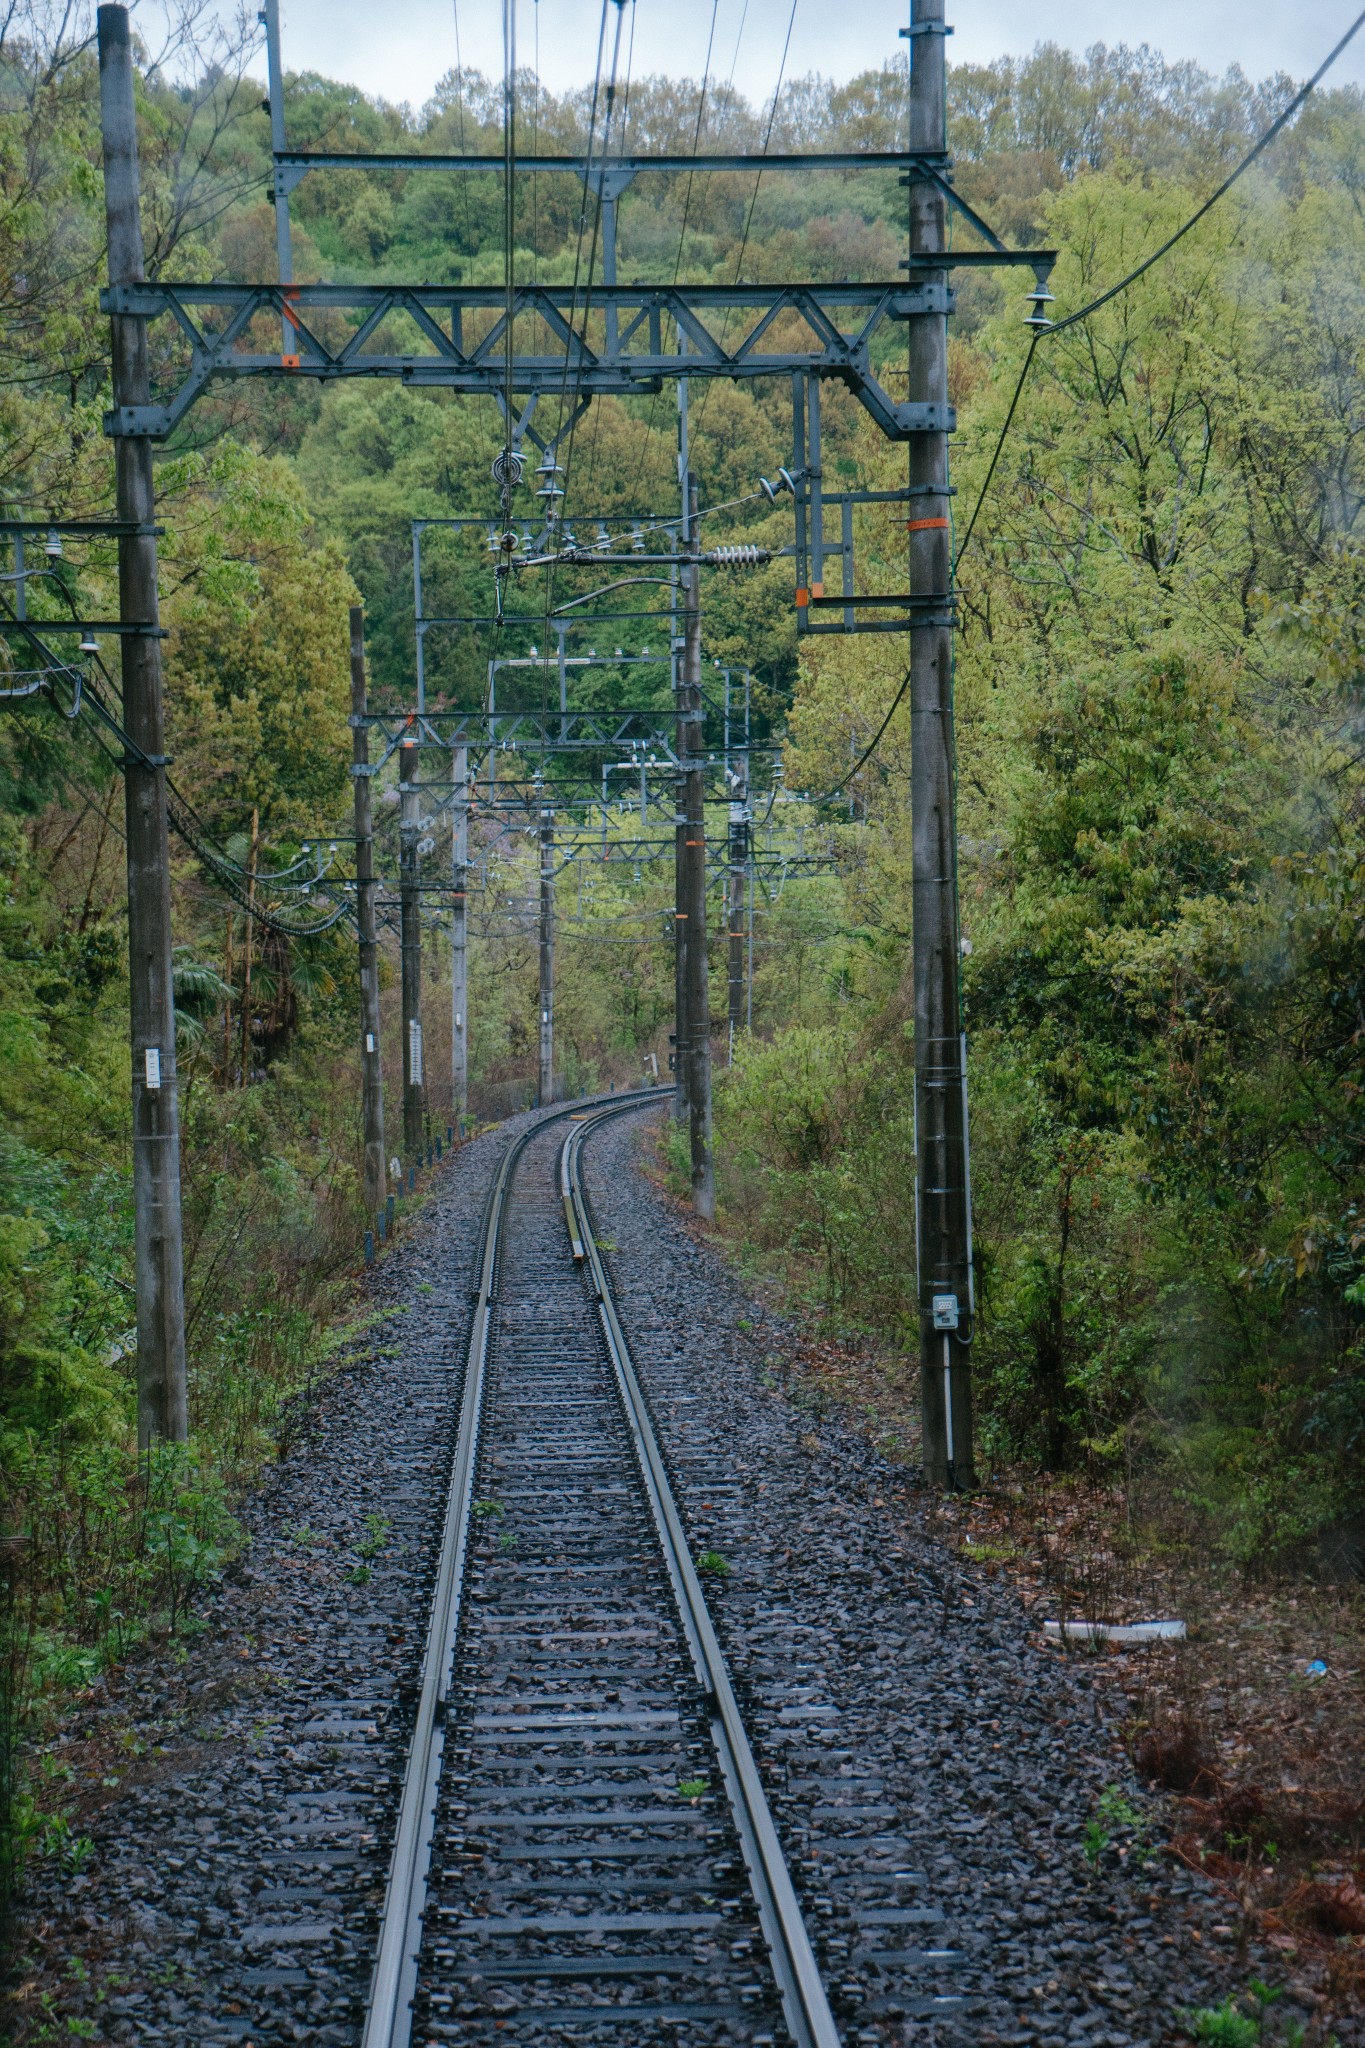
[361,1092,842,2047]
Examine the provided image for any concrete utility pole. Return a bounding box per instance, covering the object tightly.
[907,0,975,1488]
[726,666,750,1064]
[450,742,469,1120]
[672,343,691,1123]
[672,771,688,1122]
[538,799,555,1105]
[349,608,386,1222]
[399,736,425,1158]
[727,780,748,1064]
[680,476,715,1218]
[98,5,187,1447]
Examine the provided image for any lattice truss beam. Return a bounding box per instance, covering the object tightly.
[104,276,964,442]
[100,146,1051,447]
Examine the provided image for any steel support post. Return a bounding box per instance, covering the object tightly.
[681,476,715,1218]
[98,6,188,1447]
[538,803,555,1106]
[349,608,386,1222]
[261,0,295,353]
[451,742,469,1118]
[399,737,425,1158]
[907,0,975,1488]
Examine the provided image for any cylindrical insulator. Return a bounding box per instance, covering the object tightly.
[706,544,765,568]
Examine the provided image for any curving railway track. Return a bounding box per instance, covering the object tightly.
[361,1092,842,2047]
[17,1088,1242,2048]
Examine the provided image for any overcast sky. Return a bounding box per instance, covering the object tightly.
[252,0,1365,112]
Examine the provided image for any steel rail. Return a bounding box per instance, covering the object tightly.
[561,1100,843,2048]
[359,1086,660,2048]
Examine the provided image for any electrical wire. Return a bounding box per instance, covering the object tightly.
[580,0,643,504]
[550,0,628,523]
[534,0,623,679]
[955,5,1365,572]
[502,0,516,504]
[689,0,799,455]
[450,0,474,269]
[674,4,720,289]
[792,666,911,808]
[624,0,739,516]
[0,604,353,938]
[952,331,1038,567]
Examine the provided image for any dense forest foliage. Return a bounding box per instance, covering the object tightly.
[1,0,1363,1912]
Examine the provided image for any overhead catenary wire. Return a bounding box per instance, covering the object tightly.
[547,0,628,522]
[450,0,474,267]
[622,2,721,510]
[535,0,625,680]
[579,0,643,504]
[690,0,799,455]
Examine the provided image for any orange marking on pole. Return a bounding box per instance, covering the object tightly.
[906,517,950,531]
[795,587,809,607]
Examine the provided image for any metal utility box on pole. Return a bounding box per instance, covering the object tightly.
[538,800,555,1106]
[907,0,975,1488]
[680,476,715,1219]
[399,736,425,1157]
[349,607,386,1221]
[97,4,188,1447]
[451,742,469,1119]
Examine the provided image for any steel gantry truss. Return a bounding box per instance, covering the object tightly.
[102,2,1053,501]
[101,278,986,445]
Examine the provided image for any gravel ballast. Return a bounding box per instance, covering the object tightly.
[6,1100,1292,2046]
[582,1106,1291,2048]
[7,1112,539,2047]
